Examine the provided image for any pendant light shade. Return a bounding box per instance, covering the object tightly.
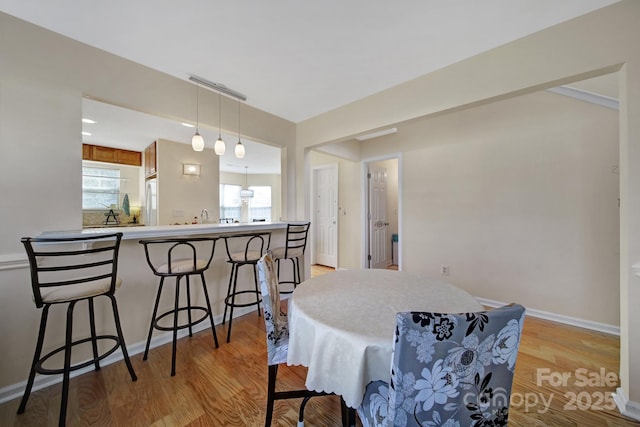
[240,166,254,203]
[214,136,226,155]
[235,141,245,158]
[192,132,205,151]
[192,84,205,151]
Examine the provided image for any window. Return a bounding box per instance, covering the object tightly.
[82,166,120,209]
[219,184,242,221]
[248,186,272,222]
[219,183,272,222]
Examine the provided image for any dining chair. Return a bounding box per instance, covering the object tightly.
[139,237,219,376]
[257,252,329,427]
[357,303,526,427]
[18,232,137,426]
[270,222,310,294]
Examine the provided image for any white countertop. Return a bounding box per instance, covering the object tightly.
[38,221,288,240]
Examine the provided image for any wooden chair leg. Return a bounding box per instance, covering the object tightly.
[265,364,278,427]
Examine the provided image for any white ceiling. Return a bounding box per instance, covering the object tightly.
[0,0,619,122]
[1,1,620,174]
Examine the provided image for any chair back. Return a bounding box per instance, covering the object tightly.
[21,233,123,308]
[377,304,525,426]
[257,252,289,365]
[283,222,310,259]
[138,237,218,276]
[223,232,271,264]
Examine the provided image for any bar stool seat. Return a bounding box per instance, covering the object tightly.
[222,232,271,343]
[18,232,137,427]
[139,237,219,376]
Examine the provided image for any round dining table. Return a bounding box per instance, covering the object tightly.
[286,268,483,408]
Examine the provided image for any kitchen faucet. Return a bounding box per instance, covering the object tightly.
[200,209,209,224]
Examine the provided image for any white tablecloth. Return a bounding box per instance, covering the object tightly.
[286,269,483,408]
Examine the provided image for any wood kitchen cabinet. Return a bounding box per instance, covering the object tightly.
[144,141,157,177]
[82,143,142,167]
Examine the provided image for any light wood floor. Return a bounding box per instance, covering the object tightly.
[1,265,637,426]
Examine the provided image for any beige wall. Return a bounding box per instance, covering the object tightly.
[372,89,619,324]
[156,138,220,225]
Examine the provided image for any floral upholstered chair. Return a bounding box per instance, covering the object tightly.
[357,304,526,427]
[257,252,328,427]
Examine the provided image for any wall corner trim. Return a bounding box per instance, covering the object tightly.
[613,387,640,422]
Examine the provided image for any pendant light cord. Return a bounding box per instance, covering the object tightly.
[195,84,199,132]
[218,94,222,138]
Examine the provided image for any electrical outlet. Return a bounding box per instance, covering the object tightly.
[441,265,450,276]
[173,209,184,217]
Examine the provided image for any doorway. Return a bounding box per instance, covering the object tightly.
[363,156,400,269]
[311,164,338,268]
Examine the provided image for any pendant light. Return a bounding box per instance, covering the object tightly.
[214,93,226,155]
[240,166,254,203]
[191,84,205,151]
[235,100,245,159]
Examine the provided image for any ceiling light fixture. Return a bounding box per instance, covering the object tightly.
[214,93,226,155]
[235,100,245,159]
[188,75,246,102]
[240,166,254,203]
[191,83,205,151]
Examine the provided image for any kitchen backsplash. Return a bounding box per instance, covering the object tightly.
[83,208,143,227]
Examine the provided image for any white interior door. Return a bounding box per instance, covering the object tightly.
[368,166,389,268]
[313,165,338,267]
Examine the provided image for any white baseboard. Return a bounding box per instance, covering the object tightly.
[0,306,258,404]
[475,297,620,336]
[613,387,640,422]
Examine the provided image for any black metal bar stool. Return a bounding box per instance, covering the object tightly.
[271,222,311,294]
[139,237,219,376]
[222,232,271,343]
[18,232,137,427]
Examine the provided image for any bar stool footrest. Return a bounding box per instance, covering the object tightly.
[36,335,121,375]
[224,290,262,308]
[153,306,210,331]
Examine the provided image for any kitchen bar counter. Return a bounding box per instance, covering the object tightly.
[40,221,288,240]
[0,220,294,398]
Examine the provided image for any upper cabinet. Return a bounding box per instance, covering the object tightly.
[83,143,142,167]
[144,141,157,177]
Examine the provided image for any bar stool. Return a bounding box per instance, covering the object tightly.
[139,237,219,376]
[222,232,271,343]
[18,232,137,426]
[271,222,311,294]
